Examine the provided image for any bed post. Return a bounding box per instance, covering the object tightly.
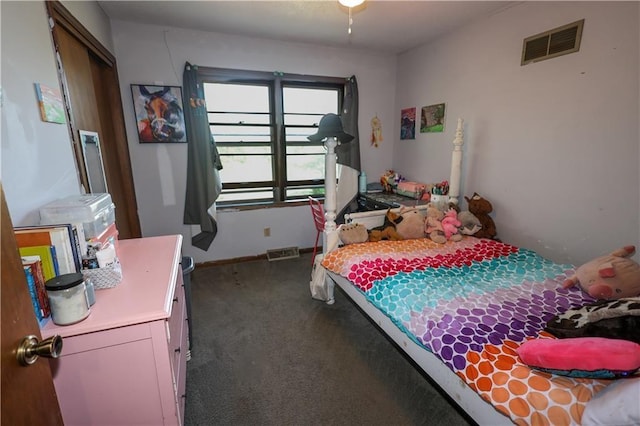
[448,118,464,206]
[322,136,338,304]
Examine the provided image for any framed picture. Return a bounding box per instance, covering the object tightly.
[35,83,66,124]
[78,130,108,193]
[400,107,416,140]
[130,84,186,143]
[420,103,446,133]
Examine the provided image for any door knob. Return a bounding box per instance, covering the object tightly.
[16,335,63,366]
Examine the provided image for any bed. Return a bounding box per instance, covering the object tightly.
[316,119,632,425]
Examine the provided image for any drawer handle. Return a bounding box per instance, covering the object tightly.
[175,347,181,354]
[173,297,178,303]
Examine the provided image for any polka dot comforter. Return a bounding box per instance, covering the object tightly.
[322,237,610,426]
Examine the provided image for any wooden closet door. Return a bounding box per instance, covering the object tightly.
[48,2,141,239]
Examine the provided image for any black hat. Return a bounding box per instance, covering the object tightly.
[307,113,354,143]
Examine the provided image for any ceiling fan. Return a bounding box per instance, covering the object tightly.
[338,0,366,34]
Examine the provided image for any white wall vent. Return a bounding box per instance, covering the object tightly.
[521,19,584,65]
[266,246,300,261]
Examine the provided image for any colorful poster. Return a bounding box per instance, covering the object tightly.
[400,107,416,140]
[35,83,66,124]
[421,103,446,133]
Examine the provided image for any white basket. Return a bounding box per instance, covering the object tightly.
[82,258,123,289]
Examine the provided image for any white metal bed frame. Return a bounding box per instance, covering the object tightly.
[320,118,512,424]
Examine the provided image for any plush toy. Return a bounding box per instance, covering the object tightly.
[457,211,482,236]
[424,206,446,244]
[545,298,640,343]
[338,223,369,245]
[380,170,397,193]
[395,207,426,240]
[368,209,404,242]
[441,209,463,242]
[465,192,497,239]
[562,245,640,300]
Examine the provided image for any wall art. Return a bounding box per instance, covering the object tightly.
[400,107,416,140]
[35,83,66,124]
[420,103,446,133]
[131,84,186,143]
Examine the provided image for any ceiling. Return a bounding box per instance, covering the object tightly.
[97,1,519,54]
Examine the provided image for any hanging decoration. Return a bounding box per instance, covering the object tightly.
[371,115,383,147]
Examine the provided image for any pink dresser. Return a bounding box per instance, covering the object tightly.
[41,235,188,426]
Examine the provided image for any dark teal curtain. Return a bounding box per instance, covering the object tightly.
[182,62,223,251]
[335,75,360,223]
[337,75,360,171]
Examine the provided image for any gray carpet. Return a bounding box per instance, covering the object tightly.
[184,252,474,426]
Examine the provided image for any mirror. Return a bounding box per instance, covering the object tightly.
[78,130,108,193]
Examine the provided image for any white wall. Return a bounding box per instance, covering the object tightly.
[110,21,397,263]
[395,1,639,265]
[4,1,637,267]
[1,1,81,225]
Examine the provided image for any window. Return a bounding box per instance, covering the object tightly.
[200,68,345,206]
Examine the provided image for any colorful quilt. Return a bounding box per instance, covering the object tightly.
[322,237,612,425]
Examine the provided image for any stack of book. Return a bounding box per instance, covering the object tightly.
[16,223,85,324]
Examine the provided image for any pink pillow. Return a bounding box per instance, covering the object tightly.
[517,337,640,378]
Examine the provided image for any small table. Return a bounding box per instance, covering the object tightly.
[357,192,429,211]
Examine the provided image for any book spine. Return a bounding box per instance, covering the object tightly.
[31,260,50,317]
[23,265,44,321]
[70,225,83,272]
[49,246,60,276]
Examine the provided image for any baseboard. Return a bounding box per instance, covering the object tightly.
[195,246,317,268]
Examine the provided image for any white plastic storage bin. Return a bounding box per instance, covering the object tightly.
[40,193,116,239]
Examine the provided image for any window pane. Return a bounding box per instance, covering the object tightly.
[285,126,324,142]
[219,189,274,203]
[286,154,324,180]
[219,155,273,182]
[218,146,271,155]
[286,187,325,198]
[287,145,325,154]
[211,125,272,143]
[284,113,326,126]
[283,87,338,114]
[209,112,270,125]
[204,83,269,112]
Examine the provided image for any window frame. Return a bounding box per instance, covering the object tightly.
[198,67,345,207]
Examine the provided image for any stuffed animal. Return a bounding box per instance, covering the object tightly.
[457,211,482,236]
[338,223,369,245]
[380,170,397,193]
[562,245,640,300]
[465,192,497,239]
[441,209,463,242]
[395,207,426,240]
[424,206,446,244]
[368,209,404,242]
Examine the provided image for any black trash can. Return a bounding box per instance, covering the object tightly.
[181,256,195,353]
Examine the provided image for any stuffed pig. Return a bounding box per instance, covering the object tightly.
[562,245,640,300]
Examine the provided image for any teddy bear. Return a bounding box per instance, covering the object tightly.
[395,206,426,240]
[441,209,463,242]
[465,192,497,239]
[368,209,404,242]
[424,205,446,244]
[562,245,640,300]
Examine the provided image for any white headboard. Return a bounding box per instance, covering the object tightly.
[322,118,465,254]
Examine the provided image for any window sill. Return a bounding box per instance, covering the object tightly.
[217,200,311,212]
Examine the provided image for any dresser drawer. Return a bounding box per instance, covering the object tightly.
[175,313,189,423]
[168,285,185,348]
